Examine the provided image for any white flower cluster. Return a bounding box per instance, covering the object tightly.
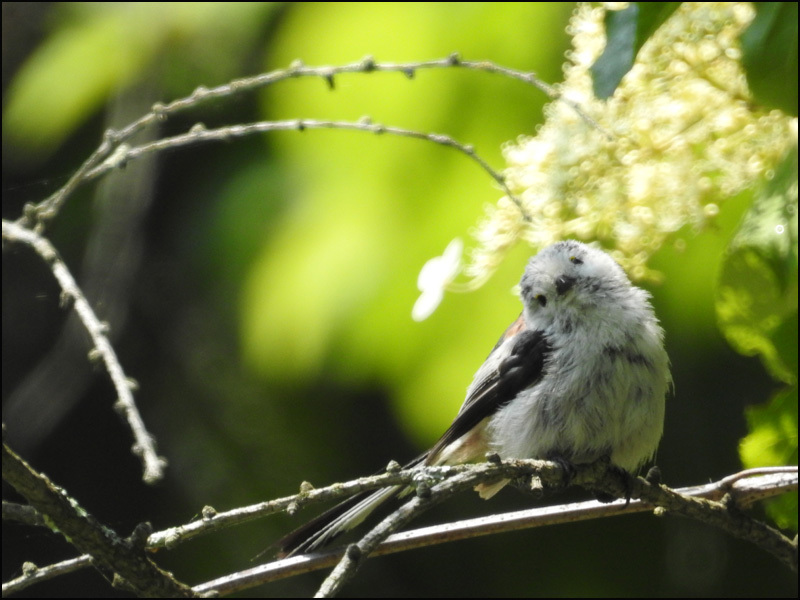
[466,1,796,282]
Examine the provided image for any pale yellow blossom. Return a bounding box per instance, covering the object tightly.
[466,2,796,282]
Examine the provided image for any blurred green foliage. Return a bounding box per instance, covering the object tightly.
[240,2,572,445]
[4,3,278,159]
[717,145,798,529]
[740,2,798,116]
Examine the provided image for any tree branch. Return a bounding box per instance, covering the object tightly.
[80,117,530,220]
[5,459,795,596]
[4,46,795,597]
[313,460,798,596]
[18,55,581,231]
[2,220,167,484]
[2,556,94,596]
[190,462,796,596]
[1,439,195,597]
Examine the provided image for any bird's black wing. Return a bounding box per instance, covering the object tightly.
[277,317,550,557]
[428,318,550,462]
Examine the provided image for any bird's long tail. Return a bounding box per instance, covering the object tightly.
[277,453,431,557]
[277,484,403,557]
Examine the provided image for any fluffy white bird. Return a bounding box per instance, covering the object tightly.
[278,240,670,556]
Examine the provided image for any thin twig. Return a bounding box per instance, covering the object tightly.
[106,54,566,146]
[16,130,121,231]
[315,460,511,597]
[317,459,796,595]
[6,464,795,596]
[2,501,46,527]
[2,556,94,596]
[81,117,528,219]
[21,55,574,228]
[315,459,797,595]
[2,440,195,597]
[190,464,798,596]
[575,462,798,572]
[2,220,167,483]
[149,463,487,549]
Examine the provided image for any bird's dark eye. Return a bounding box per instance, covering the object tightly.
[535,294,547,307]
[570,256,583,265]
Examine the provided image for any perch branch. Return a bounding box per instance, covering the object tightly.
[8,462,794,595]
[1,440,194,597]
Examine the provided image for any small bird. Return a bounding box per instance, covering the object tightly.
[278,240,670,556]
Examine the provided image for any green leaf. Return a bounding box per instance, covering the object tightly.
[591,2,680,99]
[717,145,798,528]
[3,7,161,157]
[3,3,277,161]
[741,384,799,468]
[740,3,799,116]
[632,2,681,50]
[716,145,798,384]
[739,384,798,530]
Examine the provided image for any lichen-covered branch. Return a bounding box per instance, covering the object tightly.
[1,440,195,597]
[5,457,795,597]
